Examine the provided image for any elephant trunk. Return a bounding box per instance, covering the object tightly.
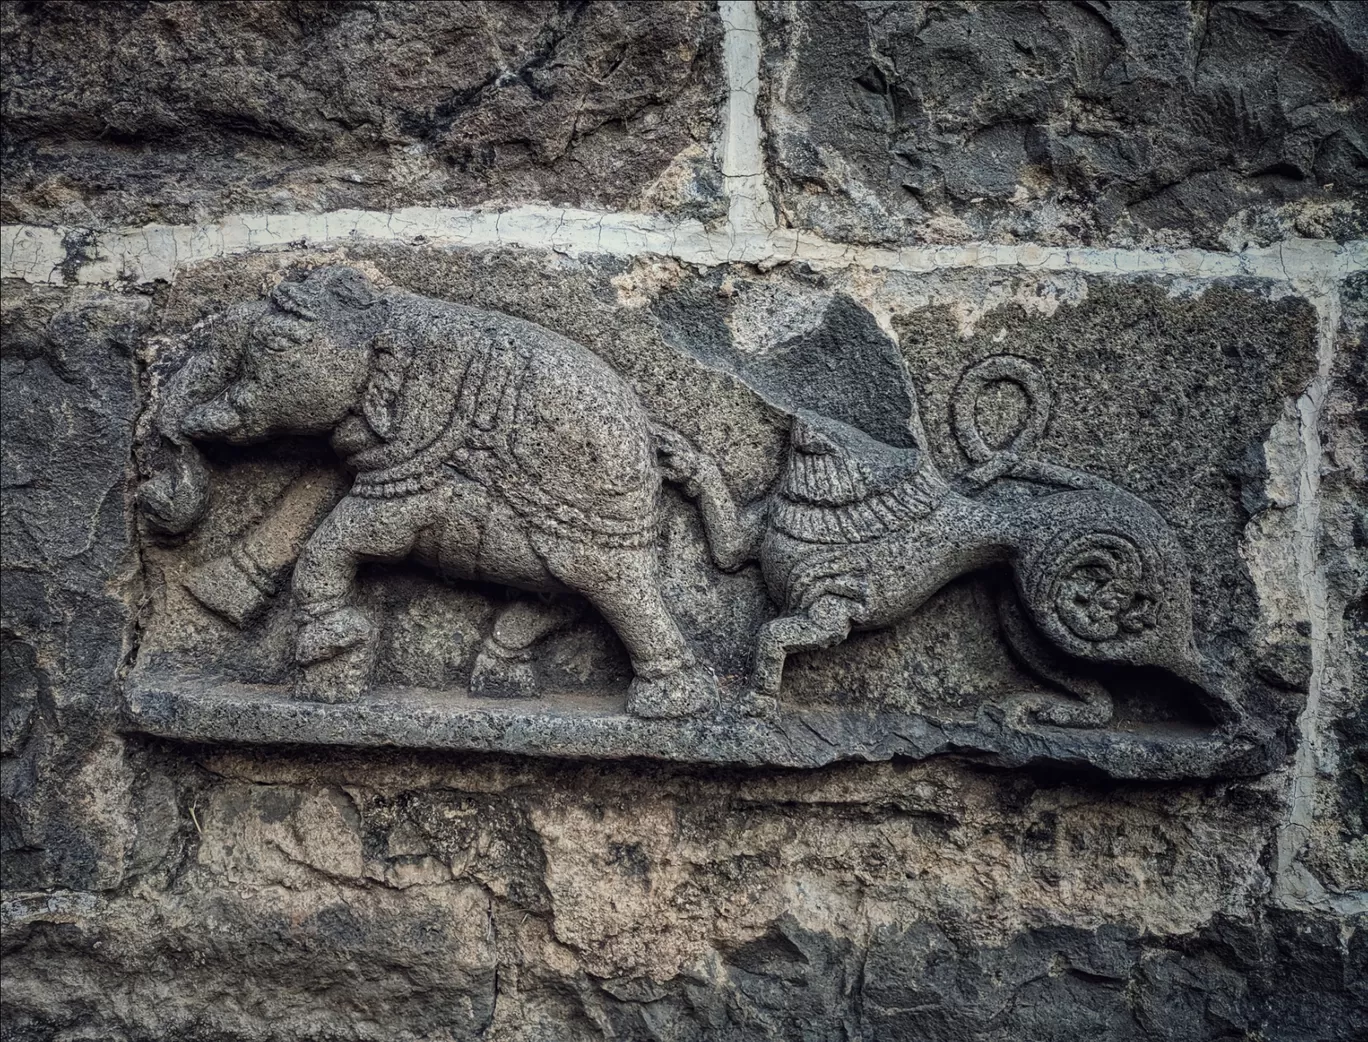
[138,441,212,536]
[137,320,244,535]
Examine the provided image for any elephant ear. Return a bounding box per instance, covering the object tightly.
[361,330,413,439]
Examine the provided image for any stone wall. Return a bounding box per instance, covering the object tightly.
[2,2,1364,1040]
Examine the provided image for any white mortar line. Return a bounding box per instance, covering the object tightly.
[1272,282,1368,916]
[0,0,1362,286]
[3,211,1365,287]
[718,0,776,233]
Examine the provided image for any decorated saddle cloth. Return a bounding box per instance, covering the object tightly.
[772,411,950,545]
[346,304,658,549]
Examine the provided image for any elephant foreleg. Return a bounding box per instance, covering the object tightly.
[293,490,444,664]
[186,469,350,627]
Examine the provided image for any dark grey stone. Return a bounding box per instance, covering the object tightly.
[759,0,1368,247]
[1,286,144,892]
[120,673,1274,780]
[0,1,724,227]
[110,256,1319,782]
[1298,267,1368,898]
[861,912,1368,1042]
[1,6,1360,1034]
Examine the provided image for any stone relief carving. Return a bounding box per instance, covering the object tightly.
[141,266,717,719]
[657,356,1225,727]
[130,265,1251,776]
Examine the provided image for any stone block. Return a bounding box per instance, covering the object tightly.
[1,1,724,226]
[759,0,1367,247]
[110,248,1321,784]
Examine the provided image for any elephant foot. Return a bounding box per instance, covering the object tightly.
[627,664,717,720]
[185,552,275,628]
[469,641,539,699]
[296,607,373,666]
[294,641,375,704]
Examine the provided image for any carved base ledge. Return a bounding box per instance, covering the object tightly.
[121,676,1276,781]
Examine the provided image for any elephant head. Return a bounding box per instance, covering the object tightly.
[179,267,391,446]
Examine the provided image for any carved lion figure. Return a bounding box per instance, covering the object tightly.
[658,355,1228,727]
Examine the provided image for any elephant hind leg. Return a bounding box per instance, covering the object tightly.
[544,544,716,718]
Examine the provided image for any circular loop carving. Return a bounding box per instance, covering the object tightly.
[951,355,1052,465]
[1014,490,1184,662]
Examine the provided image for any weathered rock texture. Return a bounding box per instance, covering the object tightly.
[2,2,1365,1041]
[759,0,1367,248]
[1,0,724,226]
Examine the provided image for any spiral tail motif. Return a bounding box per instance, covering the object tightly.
[1012,490,1190,668]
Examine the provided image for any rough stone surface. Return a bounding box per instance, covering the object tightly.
[1297,270,1368,901]
[3,746,1365,1041]
[1,1,724,227]
[759,0,1368,248]
[1,285,144,893]
[2,3,1365,1040]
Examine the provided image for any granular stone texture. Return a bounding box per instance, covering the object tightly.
[1,286,144,892]
[3,747,1365,1041]
[759,0,1367,248]
[1,3,1364,1041]
[1296,269,1368,902]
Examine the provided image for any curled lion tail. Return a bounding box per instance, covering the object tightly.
[951,355,1132,497]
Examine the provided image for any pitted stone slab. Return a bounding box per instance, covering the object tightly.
[1,2,725,227]
[122,677,1273,781]
[111,251,1324,782]
[5,5,1367,1039]
[758,1,1366,248]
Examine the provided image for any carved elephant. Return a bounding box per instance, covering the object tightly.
[659,356,1229,727]
[164,265,716,718]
